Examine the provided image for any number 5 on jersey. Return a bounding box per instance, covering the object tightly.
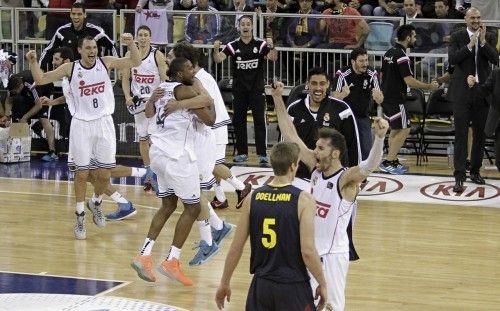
[262,218,277,249]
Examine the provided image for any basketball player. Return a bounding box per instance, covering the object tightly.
[26,33,142,240]
[215,141,328,311]
[272,81,389,311]
[131,57,214,286]
[169,42,252,210]
[121,25,167,195]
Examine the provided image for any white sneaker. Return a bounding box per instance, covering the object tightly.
[86,200,106,228]
[74,211,86,240]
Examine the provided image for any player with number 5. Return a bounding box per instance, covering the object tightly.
[26,32,141,240]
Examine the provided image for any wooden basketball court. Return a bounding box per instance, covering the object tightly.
[0,156,499,310]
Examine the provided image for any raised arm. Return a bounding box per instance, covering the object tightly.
[340,117,388,196]
[26,50,71,85]
[121,51,133,107]
[215,194,251,310]
[272,82,316,171]
[102,33,141,70]
[155,50,168,81]
[213,40,228,63]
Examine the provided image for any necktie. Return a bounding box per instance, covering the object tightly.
[472,33,479,82]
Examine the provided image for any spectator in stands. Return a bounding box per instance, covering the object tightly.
[448,7,498,192]
[81,0,114,38]
[136,0,174,42]
[6,73,58,161]
[435,0,462,19]
[0,0,29,39]
[456,0,471,16]
[255,0,288,46]
[287,66,361,179]
[348,0,379,16]
[403,0,422,20]
[332,47,384,160]
[45,0,76,40]
[374,0,405,16]
[213,15,278,164]
[379,24,439,175]
[318,0,370,49]
[115,0,139,33]
[218,0,254,42]
[185,0,221,44]
[286,0,321,48]
[39,3,118,71]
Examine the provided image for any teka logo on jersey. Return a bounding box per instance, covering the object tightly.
[133,71,155,84]
[315,200,331,218]
[420,181,500,202]
[79,80,105,96]
[359,176,403,196]
[236,59,259,70]
[144,10,160,20]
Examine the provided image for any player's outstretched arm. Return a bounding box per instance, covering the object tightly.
[272,81,316,171]
[341,117,388,190]
[215,195,251,310]
[27,50,71,85]
[104,33,141,70]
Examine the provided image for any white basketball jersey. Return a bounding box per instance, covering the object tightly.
[310,168,356,256]
[131,47,161,99]
[68,58,115,121]
[149,81,196,160]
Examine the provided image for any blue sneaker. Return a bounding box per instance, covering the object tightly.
[233,154,248,162]
[212,222,235,246]
[144,167,158,194]
[41,152,58,162]
[105,202,137,221]
[188,240,219,266]
[379,160,407,175]
[259,155,269,165]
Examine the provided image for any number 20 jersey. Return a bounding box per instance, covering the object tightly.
[68,57,115,121]
[130,47,161,99]
[249,184,309,283]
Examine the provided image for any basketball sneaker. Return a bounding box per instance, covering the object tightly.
[188,240,220,266]
[392,159,409,174]
[74,211,86,240]
[157,258,193,286]
[210,196,228,209]
[235,183,252,209]
[41,151,59,162]
[212,222,235,246]
[86,199,106,228]
[131,255,156,282]
[259,155,269,164]
[106,202,137,221]
[233,154,248,162]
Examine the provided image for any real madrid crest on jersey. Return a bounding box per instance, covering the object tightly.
[253,47,258,53]
[322,112,330,127]
[363,79,368,89]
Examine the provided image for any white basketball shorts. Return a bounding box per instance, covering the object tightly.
[134,111,152,141]
[194,129,216,190]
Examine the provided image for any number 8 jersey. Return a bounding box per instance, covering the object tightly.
[68,57,115,121]
[131,47,161,100]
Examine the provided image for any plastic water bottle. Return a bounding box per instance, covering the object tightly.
[447,141,454,168]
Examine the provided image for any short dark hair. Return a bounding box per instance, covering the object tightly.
[238,15,253,25]
[172,42,199,67]
[78,35,95,48]
[7,75,23,93]
[435,0,449,5]
[396,24,416,42]
[53,47,74,61]
[317,128,346,159]
[307,67,329,82]
[350,47,367,61]
[71,2,86,13]
[270,142,300,176]
[167,57,189,78]
[137,25,151,36]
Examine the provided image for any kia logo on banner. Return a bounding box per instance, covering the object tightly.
[237,170,274,187]
[420,181,500,202]
[359,176,403,196]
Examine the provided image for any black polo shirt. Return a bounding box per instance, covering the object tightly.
[381,43,413,104]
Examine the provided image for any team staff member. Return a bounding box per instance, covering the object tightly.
[39,3,118,70]
[215,141,328,311]
[448,7,498,192]
[213,15,278,164]
[27,33,141,240]
[379,24,438,175]
[273,80,389,311]
[287,67,361,180]
[333,47,384,160]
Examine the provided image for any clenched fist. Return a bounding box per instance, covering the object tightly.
[25,50,37,63]
[121,33,135,45]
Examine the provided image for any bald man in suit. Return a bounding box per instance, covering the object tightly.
[448,7,498,193]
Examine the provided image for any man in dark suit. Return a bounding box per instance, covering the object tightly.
[448,7,498,193]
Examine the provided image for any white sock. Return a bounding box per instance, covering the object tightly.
[76,202,85,214]
[167,245,182,261]
[140,238,155,256]
[92,193,103,204]
[198,219,213,246]
[110,191,128,204]
[208,204,224,231]
[131,167,147,177]
[214,182,226,202]
[227,175,245,191]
